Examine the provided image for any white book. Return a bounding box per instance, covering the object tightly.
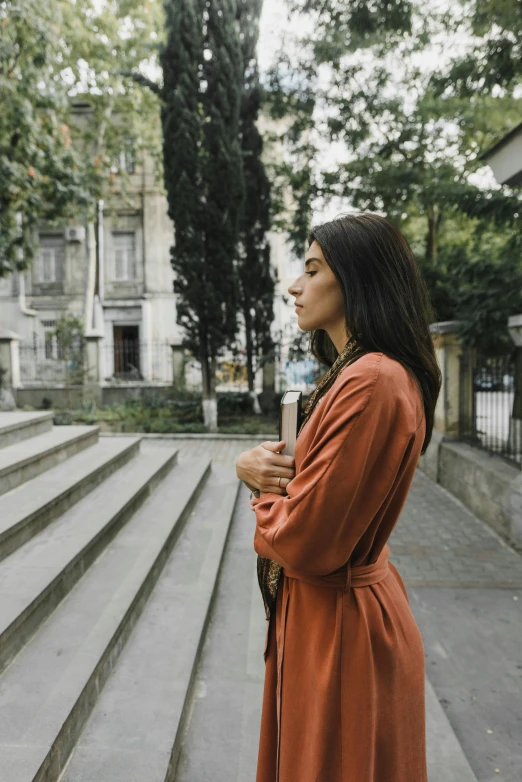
[279,390,303,456]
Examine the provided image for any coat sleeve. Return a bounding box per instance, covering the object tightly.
[251,353,416,575]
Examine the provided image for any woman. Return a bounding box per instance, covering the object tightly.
[236,212,441,782]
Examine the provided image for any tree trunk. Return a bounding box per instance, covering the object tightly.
[426,202,442,263]
[201,350,218,432]
[244,310,263,414]
[245,312,255,393]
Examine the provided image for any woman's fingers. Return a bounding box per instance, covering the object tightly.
[267,474,293,494]
[257,474,292,496]
[245,443,296,494]
[259,448,295,478]
[260,441,295,469]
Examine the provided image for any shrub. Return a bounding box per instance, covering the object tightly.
[53,411,73,425]
[217,391,254,416]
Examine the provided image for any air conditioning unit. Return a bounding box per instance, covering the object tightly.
[65,225,86,243]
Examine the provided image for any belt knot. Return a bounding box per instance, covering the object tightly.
[282,543,390,592]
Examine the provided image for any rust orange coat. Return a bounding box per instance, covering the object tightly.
[250,352,428,782]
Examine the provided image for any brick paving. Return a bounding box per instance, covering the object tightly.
[391,468,522,588]
[167,436,522,781]
[394,468,522,781]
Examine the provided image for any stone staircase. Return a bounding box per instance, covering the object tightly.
[0,412,241,782]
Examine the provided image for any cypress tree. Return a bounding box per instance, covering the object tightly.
[235,1,275,408]
[160,0,245,430]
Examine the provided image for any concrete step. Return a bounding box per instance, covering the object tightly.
[60,464,240,782]
[0,442,178,674]
[174,481,265,782]
[0,411,54,449]
[175,482,481,782]
[0,425,100,496]
[425,677,479,782]
[0,451,211,782]
[0,435,141,563]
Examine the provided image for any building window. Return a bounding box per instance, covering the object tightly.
[41,320,63,360]
[120,147,135,174]
[112,232,137,281]
[39,235,65,283]
[111,140,136,175]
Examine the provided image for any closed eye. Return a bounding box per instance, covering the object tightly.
[305,271,316,276]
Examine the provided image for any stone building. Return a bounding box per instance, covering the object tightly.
[0,102,308,398]
[0,100,181,386]
[481,120,522,186]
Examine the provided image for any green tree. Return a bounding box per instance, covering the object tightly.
[0,0,92,275]
[53,312,86,405]
[453,254,522,355]
[0,0,166,277]
[260,43,317,257]
[58,0,165,201]
[159,0,245,430]
[262,0,522,351]
[235,0,276,401]
[434,0,522,95]
[260,0,415,254]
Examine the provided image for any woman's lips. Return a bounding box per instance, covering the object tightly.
[295,305,303,311]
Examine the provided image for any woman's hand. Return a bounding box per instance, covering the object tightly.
[236,439,296,496]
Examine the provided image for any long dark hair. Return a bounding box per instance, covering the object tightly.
[306,212,442,455]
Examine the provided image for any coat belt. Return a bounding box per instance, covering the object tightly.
[272,543,391,781]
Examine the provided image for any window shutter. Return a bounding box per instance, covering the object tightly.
[115,248,125,280]
[39,235,65,282]
[41,250,53,282]
[112,233,137,280]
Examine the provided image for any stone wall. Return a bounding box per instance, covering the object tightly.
[417,433,522,546]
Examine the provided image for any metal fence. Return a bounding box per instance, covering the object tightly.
[102,341,174,383]
[19,340,86,386]
[458,349,519,466]
[183,356,323,394]
[18,336,323,394]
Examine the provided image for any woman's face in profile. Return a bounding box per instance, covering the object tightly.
[288,240,346,336]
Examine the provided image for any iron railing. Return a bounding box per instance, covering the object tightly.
[458,349,519,466]
[19,340,86,386]
[18,336,323,393]
[102,341,174,383]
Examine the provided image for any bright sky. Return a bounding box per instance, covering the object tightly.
[257,0,350,222]
[258,0,305,76]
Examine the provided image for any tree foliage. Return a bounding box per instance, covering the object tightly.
[431,0,522,95]
[160,0,245,403]
[0,0,91,275]
[53,311,86,399]
[56,0,165,214]
[235,0,276,391]
[262,0,522,352]
[0,0,165,277]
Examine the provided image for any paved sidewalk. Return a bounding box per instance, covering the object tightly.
[391,468,522,589]
[162,439,521,781]
[395,470,522,782]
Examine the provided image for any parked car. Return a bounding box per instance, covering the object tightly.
[503,373,515,391]
[473,368,504,391]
